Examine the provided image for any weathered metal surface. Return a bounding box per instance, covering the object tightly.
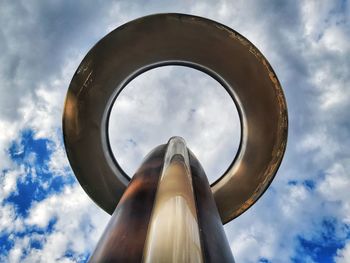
[62,13,288,224]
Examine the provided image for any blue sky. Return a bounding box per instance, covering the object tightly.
[0,1,350,262]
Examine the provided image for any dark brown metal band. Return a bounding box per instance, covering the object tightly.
[88,145,165,262]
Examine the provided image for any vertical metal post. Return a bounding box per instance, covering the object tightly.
[143,138,203,263]
[89,137,234,262]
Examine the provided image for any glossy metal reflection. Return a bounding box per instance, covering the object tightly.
[89,137,234,262]
[63,13,288,224]
[143,138,202,263]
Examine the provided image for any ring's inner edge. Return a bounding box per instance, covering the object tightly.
[103,61,245,187]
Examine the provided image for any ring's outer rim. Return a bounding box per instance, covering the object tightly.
[62,13,288,224]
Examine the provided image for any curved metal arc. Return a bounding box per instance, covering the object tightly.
[62,13,288,224]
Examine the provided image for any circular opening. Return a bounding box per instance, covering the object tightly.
[108,65,241,184]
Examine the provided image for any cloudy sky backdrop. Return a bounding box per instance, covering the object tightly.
[0,0,350,262]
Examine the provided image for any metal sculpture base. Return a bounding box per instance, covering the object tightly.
[89,137,234,263]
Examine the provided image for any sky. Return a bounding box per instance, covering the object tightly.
[0,0,349,262]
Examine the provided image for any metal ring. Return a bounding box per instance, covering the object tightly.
[63,13,288,224]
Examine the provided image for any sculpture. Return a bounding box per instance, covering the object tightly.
[63,13,288,262]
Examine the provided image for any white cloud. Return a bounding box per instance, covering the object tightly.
[0,168,23,200]
[0,120,22,169]
[321,25,350,53]
[4,184,109,263]
[317,161,350,225]
[336,241,350,263]
[0,203,24,235]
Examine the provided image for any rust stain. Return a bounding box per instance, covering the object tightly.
[77,70,93,97]
[77,59,92,75]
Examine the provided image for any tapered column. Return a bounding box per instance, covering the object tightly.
[89,137,234,262]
